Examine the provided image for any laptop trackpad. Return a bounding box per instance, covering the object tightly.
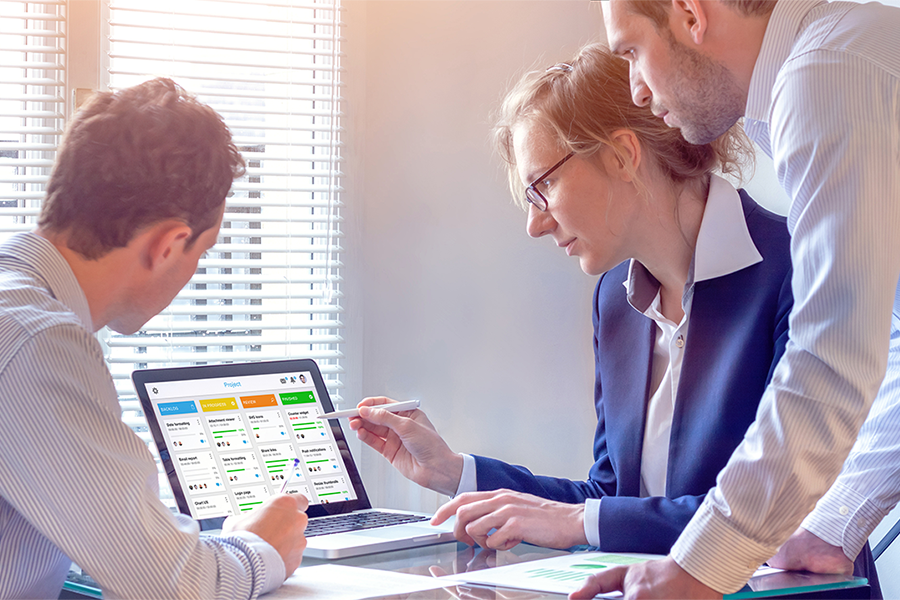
[348,523,445,540]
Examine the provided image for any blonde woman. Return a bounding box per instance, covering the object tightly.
[352,43,792,558]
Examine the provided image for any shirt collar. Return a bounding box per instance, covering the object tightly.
[745,0,825,124]
[0,232,94,331]
[625,175,763,312]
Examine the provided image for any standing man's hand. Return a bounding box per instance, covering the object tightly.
[349,397,464,495]
[767,527,853,575]
[569,556,721,600]
[223,493,309,577]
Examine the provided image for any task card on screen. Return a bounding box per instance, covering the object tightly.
[149,370,357,519]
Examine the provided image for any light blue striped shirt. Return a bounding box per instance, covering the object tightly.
[671,0,900,592]
[0,232,284,599]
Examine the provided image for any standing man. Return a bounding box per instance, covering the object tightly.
[574,0,900,598]
[0,78,308,599]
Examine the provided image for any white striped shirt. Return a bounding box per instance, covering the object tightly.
[672,0,900,592]
[0,232,284,599]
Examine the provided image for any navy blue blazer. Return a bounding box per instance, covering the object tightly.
[474,190,793,554]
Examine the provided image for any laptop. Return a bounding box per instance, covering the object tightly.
[133,358,456,559]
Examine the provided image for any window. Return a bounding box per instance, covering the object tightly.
[0,0,66,237]
[102,0,345,456]
[1,0,344,503]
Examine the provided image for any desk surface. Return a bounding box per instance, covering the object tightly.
[298,541,869,599]
[64,540,869,599]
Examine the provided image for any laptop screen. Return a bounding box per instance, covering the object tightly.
[133,359,371,526]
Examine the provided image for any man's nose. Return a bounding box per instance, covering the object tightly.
[630,69,651,107]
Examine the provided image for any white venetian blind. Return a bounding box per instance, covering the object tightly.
[0,0,65,238]
[103,0,345,443]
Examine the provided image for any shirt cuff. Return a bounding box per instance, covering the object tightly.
[455,454,477,496]
[227,530,286,594]
[584,498,601,547]
[670,498,775,594]
[801,481,889,560]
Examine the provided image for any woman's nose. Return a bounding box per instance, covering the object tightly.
[526,203,556,238]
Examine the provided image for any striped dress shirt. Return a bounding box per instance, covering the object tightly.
[671,0,900,593]
[0,232,284,599]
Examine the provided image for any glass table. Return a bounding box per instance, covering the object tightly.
[63,540,869,599]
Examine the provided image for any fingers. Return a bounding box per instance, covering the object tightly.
[569,565,628,599]
[767,528,853,575]
[291,491,310,513]
[350,398,413,443]
[462,511,523,551]
[435,491,525,550]
[358,403,409,428]
[354,424,388,454]
[270,493,309,531]
[429,565,450,577]
[349,397,398,437]
[432,491,488,527]
[432,494,467,525]
[357,396,397,409]
[227,493,309,576]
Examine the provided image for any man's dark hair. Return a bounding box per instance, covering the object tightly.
[39,77,245,259]
[623,0,776,29]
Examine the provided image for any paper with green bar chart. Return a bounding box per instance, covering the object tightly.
[443,552,786,597]
[442,552,664,595]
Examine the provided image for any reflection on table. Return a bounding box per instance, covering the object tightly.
[294,541,869,600]
[62,538,868,599]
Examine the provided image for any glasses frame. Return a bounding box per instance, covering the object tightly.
[524,152,575,211]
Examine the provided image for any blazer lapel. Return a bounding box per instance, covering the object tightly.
[596,287,656,497]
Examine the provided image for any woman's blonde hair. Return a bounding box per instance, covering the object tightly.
[494,43,751,208]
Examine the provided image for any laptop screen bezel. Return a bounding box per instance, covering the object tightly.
[133,358,373,528]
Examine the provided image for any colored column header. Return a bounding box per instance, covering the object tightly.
[157,400,198,416]
[280,391,316,405]
[240,394,278,409]
[199,397,239,412]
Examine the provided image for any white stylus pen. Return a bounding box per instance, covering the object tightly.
[280,458,301,493]
[317,399,420,420]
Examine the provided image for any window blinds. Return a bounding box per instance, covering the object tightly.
[103,0,345,444]
[0,0,66,236]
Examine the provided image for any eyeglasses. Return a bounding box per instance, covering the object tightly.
[524,152,574,211]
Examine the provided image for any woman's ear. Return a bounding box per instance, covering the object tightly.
[604,129,642,182]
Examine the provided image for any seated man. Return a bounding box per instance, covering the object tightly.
[0,78,308,599]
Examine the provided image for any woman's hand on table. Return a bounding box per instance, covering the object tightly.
[432,489,588,551]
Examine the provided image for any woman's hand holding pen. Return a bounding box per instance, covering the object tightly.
[349,396,464,496]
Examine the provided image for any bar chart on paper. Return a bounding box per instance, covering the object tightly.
[441,552,664,595]
[525,553,650,584]
[442,551,788,597]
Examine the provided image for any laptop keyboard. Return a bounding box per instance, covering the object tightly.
[305,511,430,537]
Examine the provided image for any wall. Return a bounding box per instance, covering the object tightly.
[341,1,605,513]
[341,2,900,596]
[338,0,797,516]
